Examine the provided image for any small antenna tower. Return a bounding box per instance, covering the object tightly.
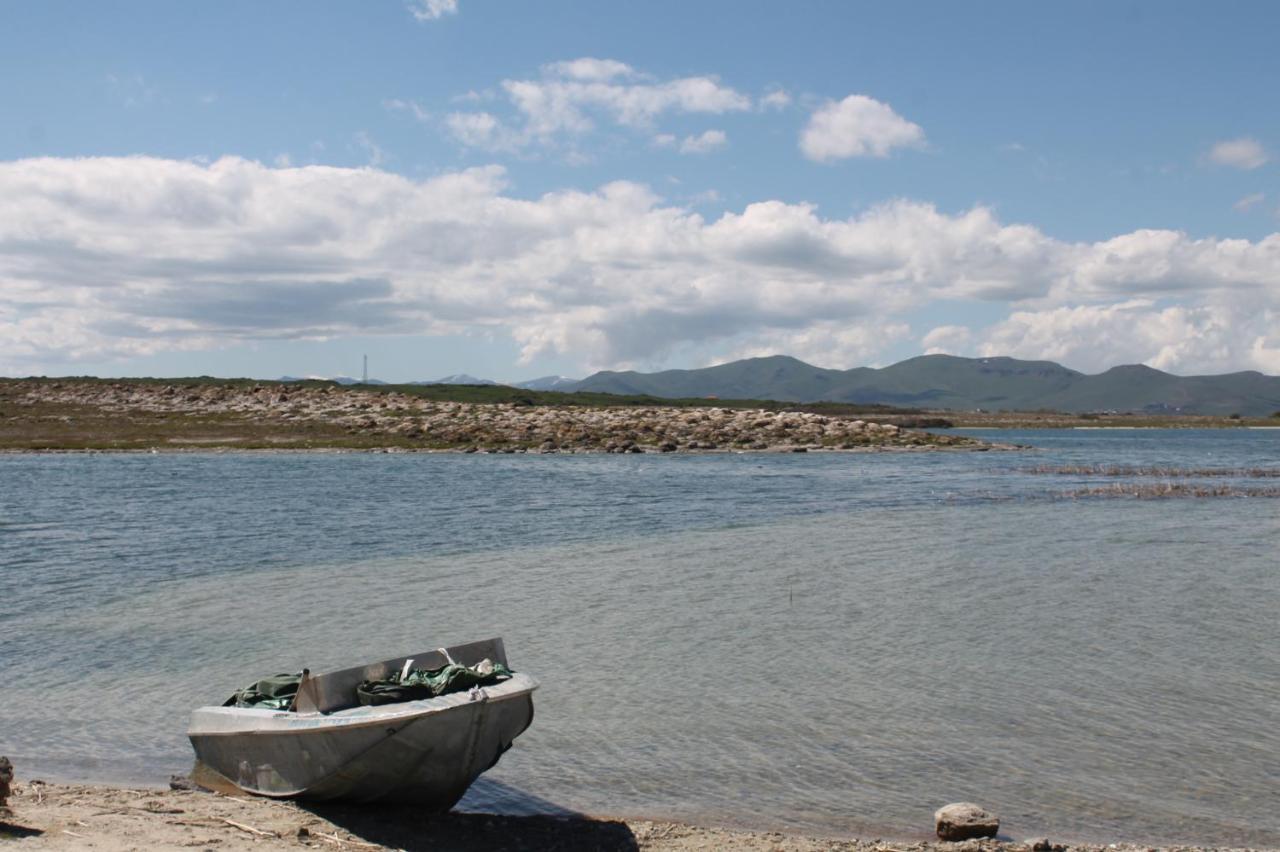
[362,354,368,384]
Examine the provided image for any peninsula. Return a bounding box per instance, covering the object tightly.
[0,378,995,453]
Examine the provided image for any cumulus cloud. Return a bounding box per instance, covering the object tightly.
[679,129,727,154]
[726,321,913,369]
[408,0,457,21]
[446,58,751,152]
[973,300,1273,374]
[2,155,1280,376]
[922,325,973,355]
[800,95,925,162]
[1208,137,1268,170]
[444,112,522,152]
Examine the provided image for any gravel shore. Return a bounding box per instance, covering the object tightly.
[0,379,1010,453]
[2,782,1270,852]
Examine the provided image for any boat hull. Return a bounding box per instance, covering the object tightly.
[189,673,536,806]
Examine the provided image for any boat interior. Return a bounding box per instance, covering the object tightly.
[293,637,510,714]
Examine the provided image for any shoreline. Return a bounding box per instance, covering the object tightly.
[2,781,1273,852]
[0,378,1010,454]
[0,442,1020,456]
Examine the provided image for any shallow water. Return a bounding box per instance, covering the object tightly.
[1,429,1277,846]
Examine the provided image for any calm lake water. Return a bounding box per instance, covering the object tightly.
[1,429,1277,846]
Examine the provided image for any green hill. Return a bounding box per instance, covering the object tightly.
[574,355,1280,415]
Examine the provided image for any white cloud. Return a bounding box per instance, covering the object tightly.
[800,95,925,162]
[973,301,1263,374]
[2,156,1280,376]
[922,325,973,355]
[726,322,912,370]
[452,89,496,104]
[1234,192,1265,212]
[447,58,752,153]
[408,0,457,21]
[759,89,792,111]
[1208,137,1268,170]
[444,112,523,152]
[544,58,635,82]
[679,130,727,155]
[651,133,677,149]
[354,131,386,166]
[383,98,431,122]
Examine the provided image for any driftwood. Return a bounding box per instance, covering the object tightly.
[0,756,13,808]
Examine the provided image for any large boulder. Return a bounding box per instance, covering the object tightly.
[934,802,999,841]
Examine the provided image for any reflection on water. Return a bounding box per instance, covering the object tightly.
[1,430,1278,846]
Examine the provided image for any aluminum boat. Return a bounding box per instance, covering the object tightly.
[187,638,537,808]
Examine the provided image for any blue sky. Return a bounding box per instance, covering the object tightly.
[2,1,1278,381]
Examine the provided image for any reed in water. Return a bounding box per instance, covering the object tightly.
[1024,464,1280,478]
[1058,483,1280,499]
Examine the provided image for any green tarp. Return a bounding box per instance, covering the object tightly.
[224,661,514,710]
[357,662,514,706]
[224,673,301,710]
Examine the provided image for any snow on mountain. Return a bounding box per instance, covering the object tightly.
[512,375,582,391]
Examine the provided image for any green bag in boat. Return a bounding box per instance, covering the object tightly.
[224,673,302,710]
[356,661,513,706]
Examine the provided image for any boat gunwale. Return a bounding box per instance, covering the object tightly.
[189,673,538,737]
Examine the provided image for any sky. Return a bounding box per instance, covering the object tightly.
[2,1,1279,383]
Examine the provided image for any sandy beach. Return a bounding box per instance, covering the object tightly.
[3,780,1270,852]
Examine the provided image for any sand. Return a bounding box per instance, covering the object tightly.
[1,781,1271,852]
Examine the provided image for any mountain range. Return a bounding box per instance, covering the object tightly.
[281,355,1280,415]
[279,373,575,390]
[572,354,1280,416]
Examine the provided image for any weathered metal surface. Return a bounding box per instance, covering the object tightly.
[187,638,535,808]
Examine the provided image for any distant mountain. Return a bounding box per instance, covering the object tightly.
[512,375,581,391]
[574,354,1280,415]
[411,374,499,386]
[576,356,854,401]
[278,375,387,385]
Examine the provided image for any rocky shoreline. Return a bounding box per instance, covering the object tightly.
[0,781,1271,852]
[0,380,1013,453]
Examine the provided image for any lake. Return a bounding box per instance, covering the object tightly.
[1,429,1277,846]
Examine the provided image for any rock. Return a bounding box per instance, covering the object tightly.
[168,773,212,793]
[658,441,678,452]
[934,802,999,841]
[1028,838,1065,852]
[0,756,10,808]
